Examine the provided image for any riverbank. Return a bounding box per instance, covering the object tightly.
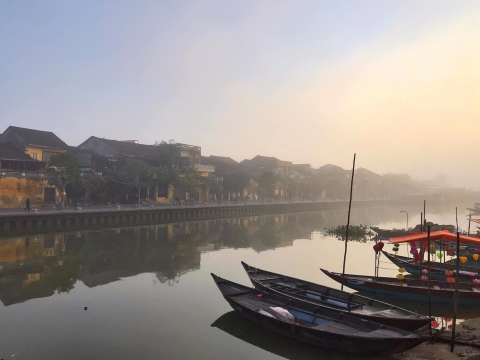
[0,198,390,235]
[392,341,479,360]
[387,318,480,360]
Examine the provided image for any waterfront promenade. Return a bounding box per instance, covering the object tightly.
[0,198,390,235]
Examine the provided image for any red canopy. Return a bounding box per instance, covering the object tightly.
[390,230,480,245]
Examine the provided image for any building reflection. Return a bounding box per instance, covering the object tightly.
[0,205,436,306]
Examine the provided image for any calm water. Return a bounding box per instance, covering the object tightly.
[0,204,477,359]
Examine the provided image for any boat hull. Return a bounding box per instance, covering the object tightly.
[383,251,480,281]
[213,274,429,355]
[321,269,480,305]
[242,261,431,331]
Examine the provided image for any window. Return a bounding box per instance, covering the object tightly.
[17,183,21,192]
[30,153,37,160]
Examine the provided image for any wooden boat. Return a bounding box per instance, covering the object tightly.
[212,273,429,355]
[212,311,326,360]
[382,251,480,281]
[241,261,431,331]
[321,269,480,304]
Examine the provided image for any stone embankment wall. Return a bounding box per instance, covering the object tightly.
[0,200,390,236]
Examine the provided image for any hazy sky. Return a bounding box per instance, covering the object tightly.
[1,1,479,188]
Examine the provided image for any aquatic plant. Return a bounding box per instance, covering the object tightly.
[326,224,374,243]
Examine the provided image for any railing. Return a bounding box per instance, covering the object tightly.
[0,170,47,178]
[194,164,215,172]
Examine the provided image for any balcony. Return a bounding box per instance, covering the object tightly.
[0,170,47,179]
[194,164,215,172]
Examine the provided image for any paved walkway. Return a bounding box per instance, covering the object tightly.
[0,199,349,216]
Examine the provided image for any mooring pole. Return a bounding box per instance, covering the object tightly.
[468,214,472,236]
[424,200,426,231]
[421,213,423,233]
[341,153,356,290]
[444,240,446,290]
[420,239,423,268]
[451,231,460,352]
[456,207,459,265]
[427,226,432,337]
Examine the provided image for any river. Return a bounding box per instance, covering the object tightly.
[0,203,477,359]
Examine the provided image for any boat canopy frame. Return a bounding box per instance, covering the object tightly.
[390,230,480,245]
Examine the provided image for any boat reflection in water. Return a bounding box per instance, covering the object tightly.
[212,311,363,360]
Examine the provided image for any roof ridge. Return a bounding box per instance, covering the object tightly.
[10,126,55,134]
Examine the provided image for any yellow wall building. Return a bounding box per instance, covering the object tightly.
[0,127,67,207]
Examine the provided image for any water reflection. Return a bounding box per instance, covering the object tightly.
[212,311,371,360]
[0,204,477,359]
[0,205,472,307]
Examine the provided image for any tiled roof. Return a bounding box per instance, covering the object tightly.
[206,155,239,166]
[93,137,159,158]
[202,155,246,176]
[0,143,39,161]
[9,126,69,150]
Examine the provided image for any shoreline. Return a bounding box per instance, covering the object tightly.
[0,199,390,236]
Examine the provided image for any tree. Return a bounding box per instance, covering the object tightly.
[223,172,251,198]
[179,168,202,196]
[156,141,181,168]
[47,153,82,207]
[210,176,223,200]
[156,167,180,198]
[115,160,154,204]
[305,176,324,199]
[258,171,279,198]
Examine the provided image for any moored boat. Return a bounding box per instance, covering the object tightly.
[212,273,430,355]
[241,261,431,330]
[321,269,480,304]
[382,251,480,281]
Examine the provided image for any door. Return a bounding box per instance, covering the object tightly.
[44,187,56,204]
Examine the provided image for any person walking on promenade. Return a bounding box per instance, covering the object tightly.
[24,198,31,212]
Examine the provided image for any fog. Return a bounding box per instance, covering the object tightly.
[1,1,479,189]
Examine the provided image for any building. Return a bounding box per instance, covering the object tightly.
[0,126,69,162]
[355,167,383,199]
[202,155,261,200]
[201,155,245,177]
[0,143,57,207]
[78,137,214,202]
[239,155,293,199]
[240,155,292,176]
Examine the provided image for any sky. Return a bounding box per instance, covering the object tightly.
[1,1,479,188]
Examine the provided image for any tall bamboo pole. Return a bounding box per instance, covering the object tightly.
[468,214,472,236]
[424,200,427,231]
[341,154,356,290]
[444,239,446,290]
[427,226,432,337]
[451,231,460,352]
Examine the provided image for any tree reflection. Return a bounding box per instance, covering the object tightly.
[0,206,402,305]
[326,224,374,243]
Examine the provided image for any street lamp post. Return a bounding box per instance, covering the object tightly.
[400,210,409,231]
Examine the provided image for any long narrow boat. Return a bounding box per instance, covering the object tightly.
[321,269,480,304]
[382,251,480,280]
[241,261,431,330]
[211,311,323,360]
[212,273,429,355]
